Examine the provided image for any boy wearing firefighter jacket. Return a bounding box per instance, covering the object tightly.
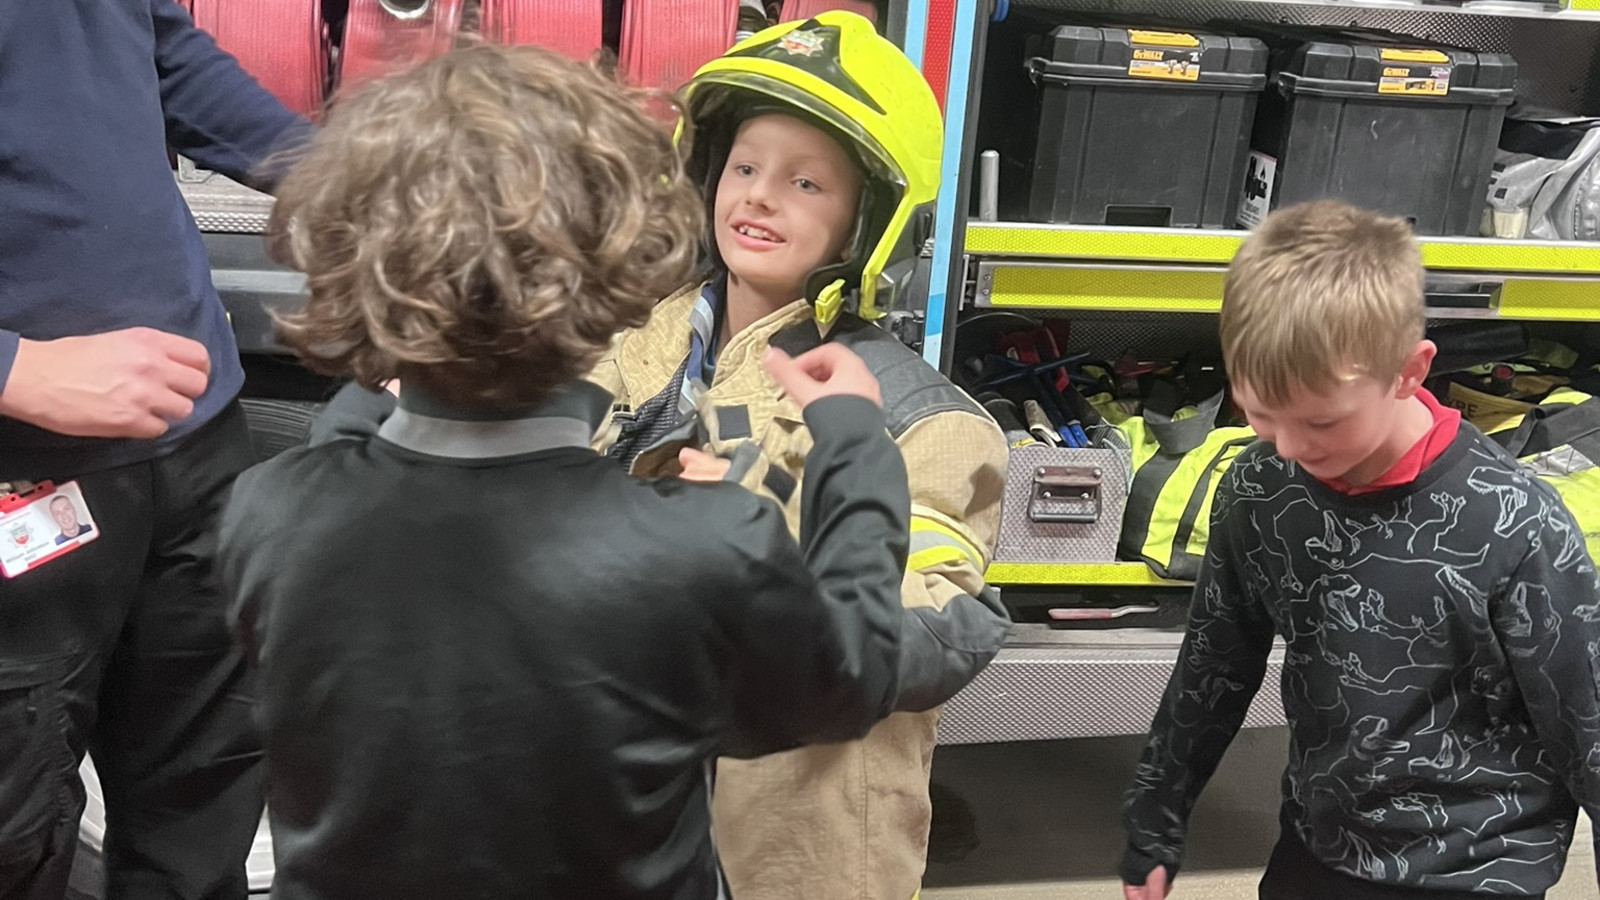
[590,13,1013,900]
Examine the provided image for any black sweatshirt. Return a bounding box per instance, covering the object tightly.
[1124,425,1600,895]
[220,383,910,900]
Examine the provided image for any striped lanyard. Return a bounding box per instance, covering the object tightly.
[678,281,724,420]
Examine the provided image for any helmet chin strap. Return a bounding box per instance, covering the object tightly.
[801,180,879,325]
[812,279,848,326]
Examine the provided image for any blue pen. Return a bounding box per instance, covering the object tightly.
[1031,373,1080,446]
[1066,420,1090,447]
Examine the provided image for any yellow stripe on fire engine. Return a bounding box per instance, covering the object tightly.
[965,224,1600,276]
[984,266,1600,321]
[984,561,1191,587]
[984,266,1225,313]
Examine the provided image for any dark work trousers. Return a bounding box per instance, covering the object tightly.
[0,402,263,900]
[1260,828,1547,900]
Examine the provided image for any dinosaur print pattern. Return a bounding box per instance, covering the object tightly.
[1123,430,1600,895]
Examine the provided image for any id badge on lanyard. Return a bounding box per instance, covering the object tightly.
[0,480,101,579]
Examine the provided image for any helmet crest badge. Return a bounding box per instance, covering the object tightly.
[777,29,826,58]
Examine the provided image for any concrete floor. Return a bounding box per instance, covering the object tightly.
[923,728,1599,900]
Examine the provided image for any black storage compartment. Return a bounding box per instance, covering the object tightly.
[1232,25,1517,235]
[1025,25,1268,229]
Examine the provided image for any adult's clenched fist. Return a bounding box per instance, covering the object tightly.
[0,327,211,439]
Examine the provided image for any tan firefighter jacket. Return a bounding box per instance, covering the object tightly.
[589,283,1011,900]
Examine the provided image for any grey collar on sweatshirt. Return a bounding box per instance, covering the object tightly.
[378,381,613,460]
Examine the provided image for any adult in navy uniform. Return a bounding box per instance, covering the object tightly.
[0,2,308,897]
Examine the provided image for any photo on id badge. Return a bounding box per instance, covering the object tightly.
[0,480,100,579]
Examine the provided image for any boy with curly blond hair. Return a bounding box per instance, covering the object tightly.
[217,43,923,900]
[1121,200,1600,900]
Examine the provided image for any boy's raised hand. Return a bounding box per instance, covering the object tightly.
[1124,865,1171,900]
[762,345,882,409]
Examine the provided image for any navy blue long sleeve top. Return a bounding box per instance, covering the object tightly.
[0,0,308,478]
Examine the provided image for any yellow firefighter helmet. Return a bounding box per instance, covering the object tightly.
[679,10,943,324]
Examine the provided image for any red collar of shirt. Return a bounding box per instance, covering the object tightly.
[1323,387,1461,496]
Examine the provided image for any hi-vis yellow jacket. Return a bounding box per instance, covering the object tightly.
[590,284,1010,900]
